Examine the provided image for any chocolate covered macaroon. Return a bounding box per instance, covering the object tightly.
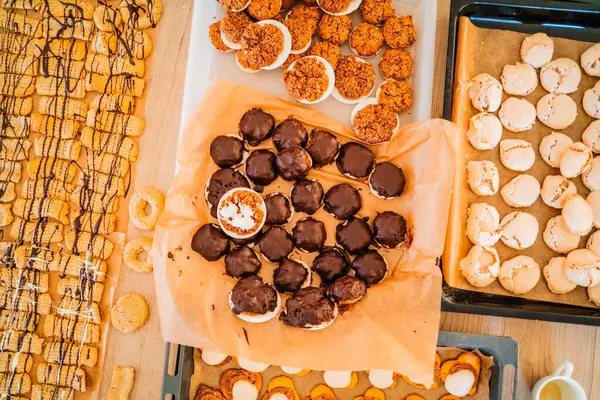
[369,162,405,199]
[336,142,375,179]
[293,217,326,252]
[258,226,295,262]
[272,117,309,151]
[276,146,313,181]
[291,179,324,215]
[324,183,361,220]
[191,224,230,261]
[373,211,407,248]
[205,168,251,217]
[239,108,275,145]
[312,246,351,283]
[225,245,262,278]
[352,250,388,286]
[210,135,246,167]
[273,258,311,293]
[245,149,278,186]
[327,276,367,305]
[264,193,293,225]
[336,217,373,254]
[280,287,338,330]
[229,275,281,323]
[306,129,340,167]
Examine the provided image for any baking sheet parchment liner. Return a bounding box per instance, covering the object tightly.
[152,80,459,385]
[442,17,600,308]
[189,347,493,400]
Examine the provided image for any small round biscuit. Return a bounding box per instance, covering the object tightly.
[564,249,600,287]
[539,132,573,168]
[587,191,600,229]
[540,58,581,94]
[500,211,539,250]
[589,284,600,307]
[560,142,592,178]
[500,174,540,208]
[459,245,500,288]
[499,139,535,172]
[587,230,600,256]
[536,94,577,130]
[129,187,166,231]
[581,43,600,77]
[466,112,502,151]
[466,160,499,196]
[499,255,540,295]
[466,203,501,246]
[540,175,577,209]
[543,215,580,254]
[501,62,538,96]
[562,194,594,235]
[583,81,600,119]
[111,293,150,333]
[520,33,554,68]
[123,237,153,272]
[582,120,600,153]
[498,97,536,132]
[543,257,577,294]
[468,73,502,112]
[583,157,600,191]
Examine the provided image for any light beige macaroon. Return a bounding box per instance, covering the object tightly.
[500,174,540,208]
[581,43,600,77]
[498,97,536,132]
[536,94,577,130]
[543,257,577,295]
[466,203,501,246]
[540,175,577,209]
[582,157,600,191]
[583,81,600,119]
[543,215,580,254]
[501,62,538,96]
[589,284,600,307]
[562,194,594,235]
[560,142,592,178]
[466,112,502,151]
[587,191,600,229]
[459,245,500,288]
[466,160,499,196]
[564,249,600,287]
[587,230,600,257]
[500,211,539,250]
[539,132,573,168]
[582,120,600,153]
[520,33,554,68]
[468,73,503,112]
[499,139,535,172]
[499,255,540,295]
[540,58,581,94]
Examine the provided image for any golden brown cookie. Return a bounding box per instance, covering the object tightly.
[123,237,153,273]
[108,366,135,400]
[111,293,149,333]
[129,187,165,230]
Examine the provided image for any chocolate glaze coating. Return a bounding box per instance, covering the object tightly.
[327,276,367,304]
[352,250,387,286]
[191,224,230,261]
[324,183,361,220]
[291,179,324,215]
[373,211,407,248]
[230,275,278,315]
[369,162,406,198]
[210,135,245,168]
[273,258,310,293]
[307,129,340,167]
[312,246,350,283]
[205,168,251,217]
[225,245,262,278]
[272,117,308,151]
[265,193,292,225]
[336,217,373,254]
[336,142,375,179]
[245,149,278,186]
[276,146,312,181]
[293,217,326,252]
[280,287,336,329]
[239,108,275,146]
[258,226,295,262]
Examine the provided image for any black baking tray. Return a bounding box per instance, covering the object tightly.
[441,0,600,326]
[161,332,519,400]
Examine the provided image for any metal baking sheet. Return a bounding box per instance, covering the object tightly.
[441,0,600,326]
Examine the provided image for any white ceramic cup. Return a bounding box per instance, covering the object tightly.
[531,361,587,400]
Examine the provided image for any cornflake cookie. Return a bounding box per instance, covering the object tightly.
[220,12,252,49]
[111,293,150,333]
[219,0,251,12]
[318,14,352,45]
[539,132,573,168]
[108,366,135,400]
[459,245,500,288]
[376,79,412,113]
[500,211,539,250]
[334,55,375,103]
[544,257,577,294]
[500,174,540,208]
[379,49,413,80]
[583,157,600,191]
[383,15,416,49]
[543,216,580,254]
[349,23,383,58]
[247,0,281,20]
[466,203,501,246]
[466,112,502,151]
[560,142,592,178]
[283,56,334,103]
[468,73,502,112]
[499,139,535,172]
[499,256,540,295]
[499,97,536,132]
[562,194,593,235]
[351,101,398,144]
[540,175,577,209]
[466,160,499,196]
[540,58,581,94]
[536,93,577,130]
[501,62,537,96]
[520,32,554,68]
[238,22,287,71]
[359,0,394,25]
[583,81,600,119]
[581,43,600,77]
[583,120,600,153]
[308,41,342,69]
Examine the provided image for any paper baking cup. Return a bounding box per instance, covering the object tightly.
[317,0,362,16]
[229,288,282,323]
[286,56,335,104]
[258,20,292,70]
[217,187,267,239]
[332,57,374,104]
[221,29,242,50]
[351,98,400,144]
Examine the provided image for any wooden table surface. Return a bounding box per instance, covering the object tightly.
[101,0,600,398]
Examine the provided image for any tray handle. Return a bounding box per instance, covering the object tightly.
[161,343,194,399]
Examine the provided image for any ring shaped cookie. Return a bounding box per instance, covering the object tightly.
[123,237,153,272]
[119,0,163,29]
[129,187,165,230]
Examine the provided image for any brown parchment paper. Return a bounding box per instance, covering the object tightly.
[153,80,459,385]
[189,347,493,400]
[443,17,600,308]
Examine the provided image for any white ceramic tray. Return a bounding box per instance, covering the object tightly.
[178,0,437,139]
